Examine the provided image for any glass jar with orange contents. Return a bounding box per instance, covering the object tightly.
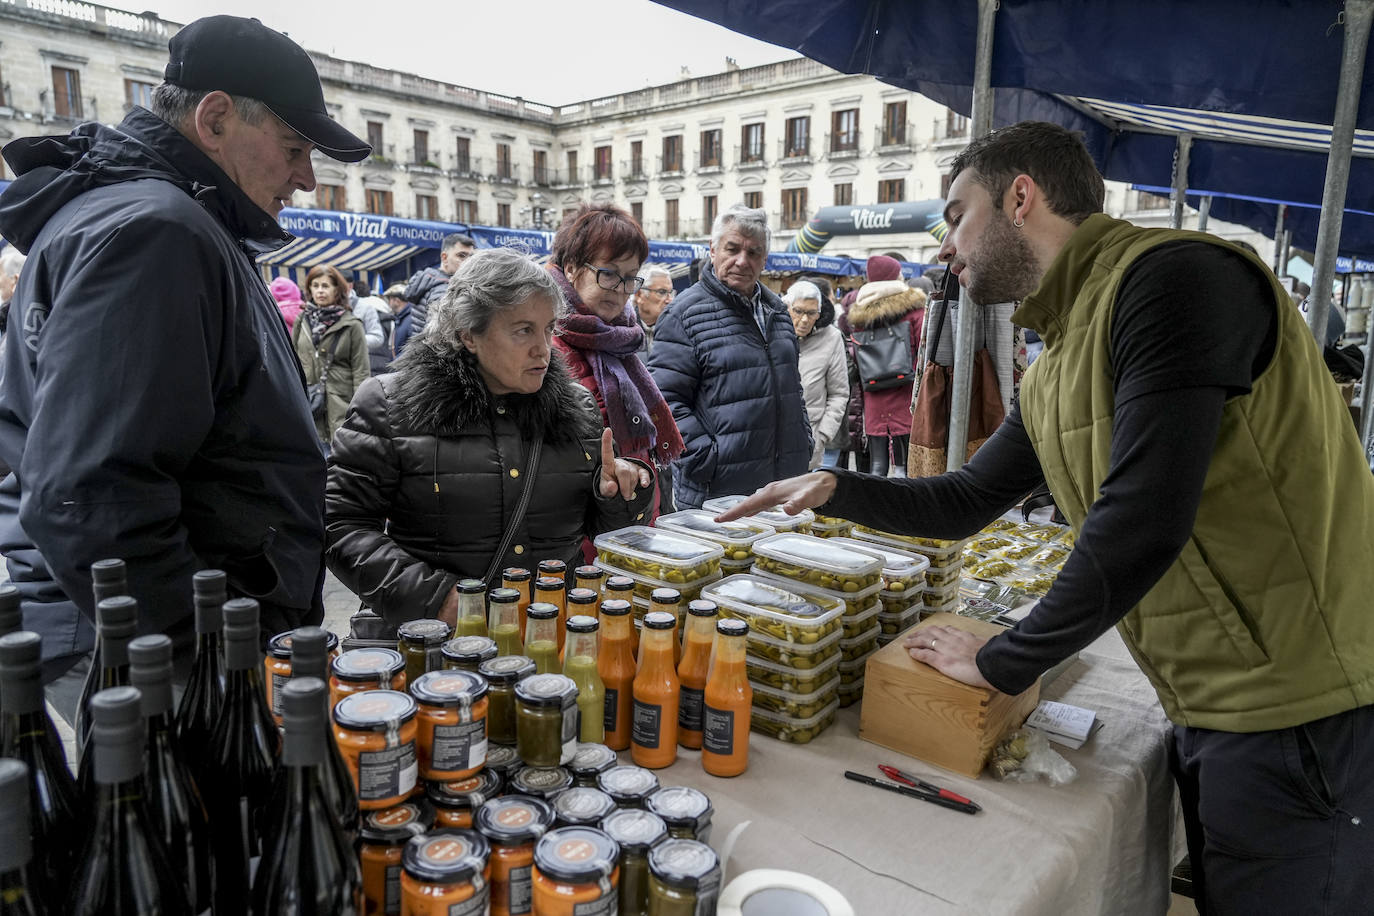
[441,635,497,674]
[358,798,433,916]
[265,628,339,725]
[475,794,555,916]
[427,768,503,829]
[399,828,491,916]
[531,826,620,916]
[410,670,489,782]
[330,647,406,708]
[333,689,419,811]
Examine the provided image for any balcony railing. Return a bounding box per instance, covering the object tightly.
[592,164,615,184]
[932,115,970,145]
[551,167,587,187]
[779,138,812,163]
[531,166,553,187]
[875,122,914,152]
[622,160,649,181]
[826,132,861,158]
[452,157,483,180]
[735,145,767,169]
[697,150,725,173]
[657,155,685,178]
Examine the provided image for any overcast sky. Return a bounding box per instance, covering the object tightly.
[119,0,796,105]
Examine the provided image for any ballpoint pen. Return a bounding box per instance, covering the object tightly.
[843,771,981,815]
[878,764,980,809]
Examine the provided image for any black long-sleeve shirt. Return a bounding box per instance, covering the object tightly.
[823,242,1277,693]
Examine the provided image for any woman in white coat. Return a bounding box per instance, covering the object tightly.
[785,280,850,469]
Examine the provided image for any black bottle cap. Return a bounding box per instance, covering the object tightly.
[687,600,718,618]
[0,631,44,715]
[598,599,631,617]
[716,618,748,637]
[289,626,331,682]
[643,611,675,631]
[90,558,127,603]
[96,596,138,667]
[0,758,33,870]
[534,576,565,593]
[222,598,262,671]
[456,579,486,595]
[128,634,174,717]
[0,585,21,638]
[565,615,598,634]
[525,603,558,621]
[281,677,328,767]
[90,686,145,785]
[651,588,682,605]
[604,575,635,594]
[567,588,598,607]
[192,569,228,635]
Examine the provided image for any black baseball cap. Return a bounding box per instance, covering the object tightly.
[164,15,371,163]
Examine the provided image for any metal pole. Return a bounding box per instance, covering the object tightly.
[1196,195,1212,233]
[1281,229,1293,276]
[1272,206,1286,274]
[1170,134,1192,230]
[1308,0,1374,345]
[947,0,998,471]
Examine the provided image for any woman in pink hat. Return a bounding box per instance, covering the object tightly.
[269,276,305,334]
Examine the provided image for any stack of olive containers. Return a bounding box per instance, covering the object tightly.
[829,535,931,681]
[851,524,969,616]
[592,527,725,624]
[653,509,776,577]
[809,513,854,539]
[701,495,816,536]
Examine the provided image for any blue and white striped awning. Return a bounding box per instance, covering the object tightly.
[260,238,424,271]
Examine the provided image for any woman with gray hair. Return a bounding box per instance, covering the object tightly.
[786,280,850,468]
[324,247,654,628]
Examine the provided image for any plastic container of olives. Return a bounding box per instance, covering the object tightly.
[828,537,931,595]
[838,677,865,708]
[839,600,881,640]
[877,589,923,616]
[838,655,869,687]
[749,570,881,619]
[851,525,967,567]
[750,534,884,594]
[878,604,922,636]
[701,496,816,535]
[743,650,840,695]
[700,574,845,646]
[925,562,965,588]
[594,559,721,604]
[653,510,775,565]
[750,674,840,720]
[925,594,962,616]
[810,518,853,540]
[838,626,879,663]
[923,579,962,606]
[749,698,839,744]
[745,626,843,670]
[594,527,723,584]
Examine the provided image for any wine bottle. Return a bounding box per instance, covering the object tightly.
[250,677,361,915]
[0,631,78,910]
[0,585,22,639]
[175,569,228,787]
[69,686,191,915]
[288,626,358,836]
[129,634,214,913]
[0,759,45,916]
[75,596,139,798]
[204,598,281,916]
[73,558,129,755]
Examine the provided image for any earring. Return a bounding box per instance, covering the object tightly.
[1013,216,1025,228]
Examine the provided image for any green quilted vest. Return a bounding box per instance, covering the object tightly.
[1014,213,1374,731]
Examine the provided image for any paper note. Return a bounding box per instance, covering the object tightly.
[1025,700,1097,749]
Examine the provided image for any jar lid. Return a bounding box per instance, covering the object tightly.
[502,567,532,582]
[410,670,488,707]
[646,787,713,832]
[397,619,453,645]
[575,565,604,580]
[597,765,660,803]
[604,576,635,594]
[567,588,598,606]
[359,799,434,844]
[331,647,404,682]
[565,615,598,634]
[475,794,555,845]
[687,600,718,618]
[533,827,619,884]
[515,673,577,708]
[509,766,573,799]
[456,579,487,595]
[478,655,536,685]
[525,603,559,621]
[267,629,338,659]
[568,743,617,779]
[428,769,503,811]
[650,588,682,604]
[716,619,749,637]
[642,612,675,631]
[442,636,497,665]
[333,689,417,730]
[401,828,490,885]
[485,743,523,776]
[538,559,568,574]
[648,838,721,891]
[552,787,615,827]
[599,599,632,617]
[600,808,668,852]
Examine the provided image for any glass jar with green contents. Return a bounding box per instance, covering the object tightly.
[523,603,560,674]
[601,807,668,916]
[562,615,604,744]
[596,764,660,810]
[509,765,574,800]
[442,635,497,673]
[569,743,617,788]
[397,618,453,686]
[647,838,721,916]
[552,786,615,828]
[487,588,524,656]
[453,579,488,637]
[478,655,535,746]
[485,742,523,785]
[646,787,713,843]
[514,673,578,767]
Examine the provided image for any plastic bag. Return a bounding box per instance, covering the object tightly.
[989,728,1078,786]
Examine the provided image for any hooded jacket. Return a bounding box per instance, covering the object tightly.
[270,277,305,335]
[0,108,326,667]
[403,265,451,329]
[847,280,926,438]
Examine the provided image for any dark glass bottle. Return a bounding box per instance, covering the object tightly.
[251,677,361,915]
[73,558,129,756]
[75,596,139,798]
[205,598,281,916]
[129,634,214,913]
[0,758,45,916]
[0,585,22,639]
[175,569,228,787]
[69,686,191,915]
[288,626,358,835]
[0,632,77,910]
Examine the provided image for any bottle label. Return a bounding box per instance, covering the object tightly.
[270,671,290,718]
[703,705,734,755]
[450,882,489,915]
[385,862,402,913]
[603,687,618,732]
[632,699,661,749]
[358,742,418,800]
[508,863,533,914]
[571,884,617,916]
[432,720,487,772]
[678,686,705,732]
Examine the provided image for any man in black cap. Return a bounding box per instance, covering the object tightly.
[0,15,370,717]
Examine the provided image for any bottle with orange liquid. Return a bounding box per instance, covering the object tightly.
[574,566,605,598]
[597,599,636,752]
[648,589,683,667]
[631,611,679,769]
[701,619,752,777]
[676,600,718,750]
[501,568,531,639]
[561,589,599,664]
[534,576,568,654]
[603,576,638,656]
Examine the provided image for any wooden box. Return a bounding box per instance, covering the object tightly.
[858,613,1039,777]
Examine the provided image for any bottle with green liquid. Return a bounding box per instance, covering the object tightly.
[524,603,561,674]
[488,588,523,656]
[453,579,488,637]
[562,615,605,744]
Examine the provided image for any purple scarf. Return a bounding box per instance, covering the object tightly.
[549,266,684,463]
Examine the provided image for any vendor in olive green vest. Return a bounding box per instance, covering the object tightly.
[720,121,1374,914]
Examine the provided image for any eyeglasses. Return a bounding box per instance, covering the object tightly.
[789,304,821,319]
[584,264,644,294]
[643,287,675,300]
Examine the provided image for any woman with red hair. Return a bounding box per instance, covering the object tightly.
[294,263,370,449]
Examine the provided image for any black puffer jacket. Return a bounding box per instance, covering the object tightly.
[325,339,654,625]
[402,266,450,329]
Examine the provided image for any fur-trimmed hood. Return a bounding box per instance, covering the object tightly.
[848,281,926,330]
[386,337,602,443]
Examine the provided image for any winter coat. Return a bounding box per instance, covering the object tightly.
[797,324,850,466]
[325,339,654,624]
[355,295,395,374]
[403,265,451,328]
[293,310,371,442]
[848,280,926,438]
[270,277,305,335]
[350,293,385,352]
[0,107,327,663]
[392,303,417,358]
[647,262,812,508]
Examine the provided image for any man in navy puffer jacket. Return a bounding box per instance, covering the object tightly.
[648,205,811,508]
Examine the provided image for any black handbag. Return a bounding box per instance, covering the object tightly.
[852,321,915,390]
[305,332,341,420]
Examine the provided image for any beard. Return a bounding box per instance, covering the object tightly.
[966,213,1040,304]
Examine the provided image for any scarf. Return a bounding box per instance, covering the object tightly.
[304,304,347,346]
[549,266,684,464]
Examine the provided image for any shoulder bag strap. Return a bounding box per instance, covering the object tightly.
[927,269,955,363]
[483,436,544,585]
